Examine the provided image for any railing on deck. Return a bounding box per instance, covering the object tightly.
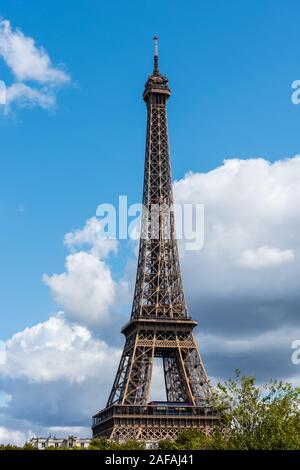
[92,403,218,427]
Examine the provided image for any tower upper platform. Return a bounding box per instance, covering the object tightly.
[143,36,171,101]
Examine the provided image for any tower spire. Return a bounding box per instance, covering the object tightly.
[153,35,159,74]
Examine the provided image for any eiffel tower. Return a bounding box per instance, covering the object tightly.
[92,37,218,442]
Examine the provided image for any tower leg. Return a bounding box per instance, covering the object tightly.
[163,352,190,402]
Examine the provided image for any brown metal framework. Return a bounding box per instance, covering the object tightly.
[92,37,215,441]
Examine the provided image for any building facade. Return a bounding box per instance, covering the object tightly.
[28,435,91,450]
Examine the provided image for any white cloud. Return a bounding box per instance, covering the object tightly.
[5,82,55,109]
[0,426,32,446]
[0,391,12,408]
[43,217,129,328]
[174,156,300,381]
[175,156,300,301]
[149,359,167,401]
[0,341,5,366]
[237,245,295,269]
[0,422,91,446]
[0,315,121,434]
[0,18,70,111]
[64,217,117,258]
[0,19,68,83]
[0,314,170,444]
[1,314,119,383]
[43,252,116,327]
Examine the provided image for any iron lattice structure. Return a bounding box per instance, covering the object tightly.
[92,38,217,442]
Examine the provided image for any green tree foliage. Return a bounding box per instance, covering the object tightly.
[213,370,300,450]
[158,429,214,450]
[159,371,300,450]
[0,444,21,450]
[22,443,37,450]
[89,437,145,450]
[114,439,145,450]
[89,438,113,450]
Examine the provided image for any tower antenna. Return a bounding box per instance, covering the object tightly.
[153,35,159,73]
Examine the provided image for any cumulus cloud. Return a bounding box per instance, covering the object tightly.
[174,156,300,381]
[0,314,173,444]
[0,18,70,111]
[43,252,117,326]
[0,391,11,408]
[64,217,117,258]
[0,315,121,434]
[0,411,91,446]
[237,245,295,269]
[0,426,32,446]
[175,156,300,302]
[43,217,126,328]
[1,314,119,383]
[0,341,5,366]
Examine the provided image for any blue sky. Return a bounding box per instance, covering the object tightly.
[1,0,300,443]
[1,0,300,337]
